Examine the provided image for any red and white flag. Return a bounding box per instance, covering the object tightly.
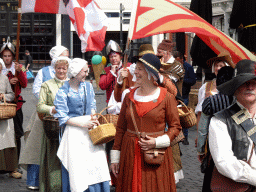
[128,0,256,65]
[21,0,67,14]
[22,0,108,52]
[64,0,108,52]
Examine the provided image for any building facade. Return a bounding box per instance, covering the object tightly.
[0,0,234,69]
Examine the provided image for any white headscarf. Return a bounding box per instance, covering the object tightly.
[51,56,71,68]
[0,58,5,70]
[145,67,158,81]
[67,58,88,79]
[49,46,68,59]
[132,62,157,82]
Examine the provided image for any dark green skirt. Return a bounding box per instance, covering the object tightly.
[39,132,62,192]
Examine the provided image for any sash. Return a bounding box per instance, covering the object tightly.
[229,103,256,144]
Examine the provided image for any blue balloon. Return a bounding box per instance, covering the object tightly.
[92,55,102,65]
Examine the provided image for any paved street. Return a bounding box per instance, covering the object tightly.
[0,81,204,192]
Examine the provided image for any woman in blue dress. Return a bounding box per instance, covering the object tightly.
[54,58,110,192]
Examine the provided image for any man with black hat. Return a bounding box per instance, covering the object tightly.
[157,39,185,95]
[208,59,256,189]
[1,38,28,179]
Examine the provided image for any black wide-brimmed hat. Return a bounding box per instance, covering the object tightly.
[137,53,161,81]
[217,59,256,96]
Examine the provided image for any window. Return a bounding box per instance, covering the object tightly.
[123,12,131,17]
[123,19,130,24]
[105,12,119,17]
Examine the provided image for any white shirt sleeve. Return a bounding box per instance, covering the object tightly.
[32,69,43,99]
[155,134,170,148]
[195,83,206,114]
[209,117,256,186]
[107,91,121,115]
[121,88,130,103]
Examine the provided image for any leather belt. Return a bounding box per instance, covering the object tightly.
[127,129,164,137]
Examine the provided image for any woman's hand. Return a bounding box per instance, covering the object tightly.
[82,119,100,130]
[0,93,3,101]
[138,135,156,151]
[110,163,119,178]
[52,106,57,114]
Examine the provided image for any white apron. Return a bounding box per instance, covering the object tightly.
[57,115,111,192]
[0,119,16,151]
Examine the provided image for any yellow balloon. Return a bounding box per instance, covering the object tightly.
[102,56,107,65]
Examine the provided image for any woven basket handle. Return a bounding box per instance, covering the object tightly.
[178,100,189,111]
[93,113,109,124]
[99,105,113,115]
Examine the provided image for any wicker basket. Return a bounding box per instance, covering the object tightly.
[98,114,119,128]
[178,100,197,129]
[89,113,116,145]
[43,116,60,140]
[98,106,119,128]
[37,112,45,121]
[0,94,17,120]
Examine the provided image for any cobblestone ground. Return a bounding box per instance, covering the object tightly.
[0,81,204,192]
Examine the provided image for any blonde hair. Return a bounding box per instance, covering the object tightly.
[55,60,69,68]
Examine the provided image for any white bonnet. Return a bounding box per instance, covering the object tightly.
[0,58,5,70]
[51,56,71,68]
[68,58,88,78]
[49,46,68,59]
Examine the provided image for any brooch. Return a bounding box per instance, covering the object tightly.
[153,99,158,103]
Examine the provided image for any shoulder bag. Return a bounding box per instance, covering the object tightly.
[129,101,166,165]
[210,145,255,192]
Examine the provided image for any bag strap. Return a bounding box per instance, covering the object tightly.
[130,100,140,139]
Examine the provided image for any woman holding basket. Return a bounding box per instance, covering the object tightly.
[110,53,182,192]
[36,56,70,191]
[0,58,16,173]
[54,58,110,192]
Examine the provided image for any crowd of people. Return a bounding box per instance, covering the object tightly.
[0,37,255,192]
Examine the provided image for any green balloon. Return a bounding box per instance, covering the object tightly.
[92,55,102,65]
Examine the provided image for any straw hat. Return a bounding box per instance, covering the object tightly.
[206,52,235,69]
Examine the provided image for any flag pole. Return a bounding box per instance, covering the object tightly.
[14,0,22,103]
[15,0,22,63]
[122,37,131,90]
